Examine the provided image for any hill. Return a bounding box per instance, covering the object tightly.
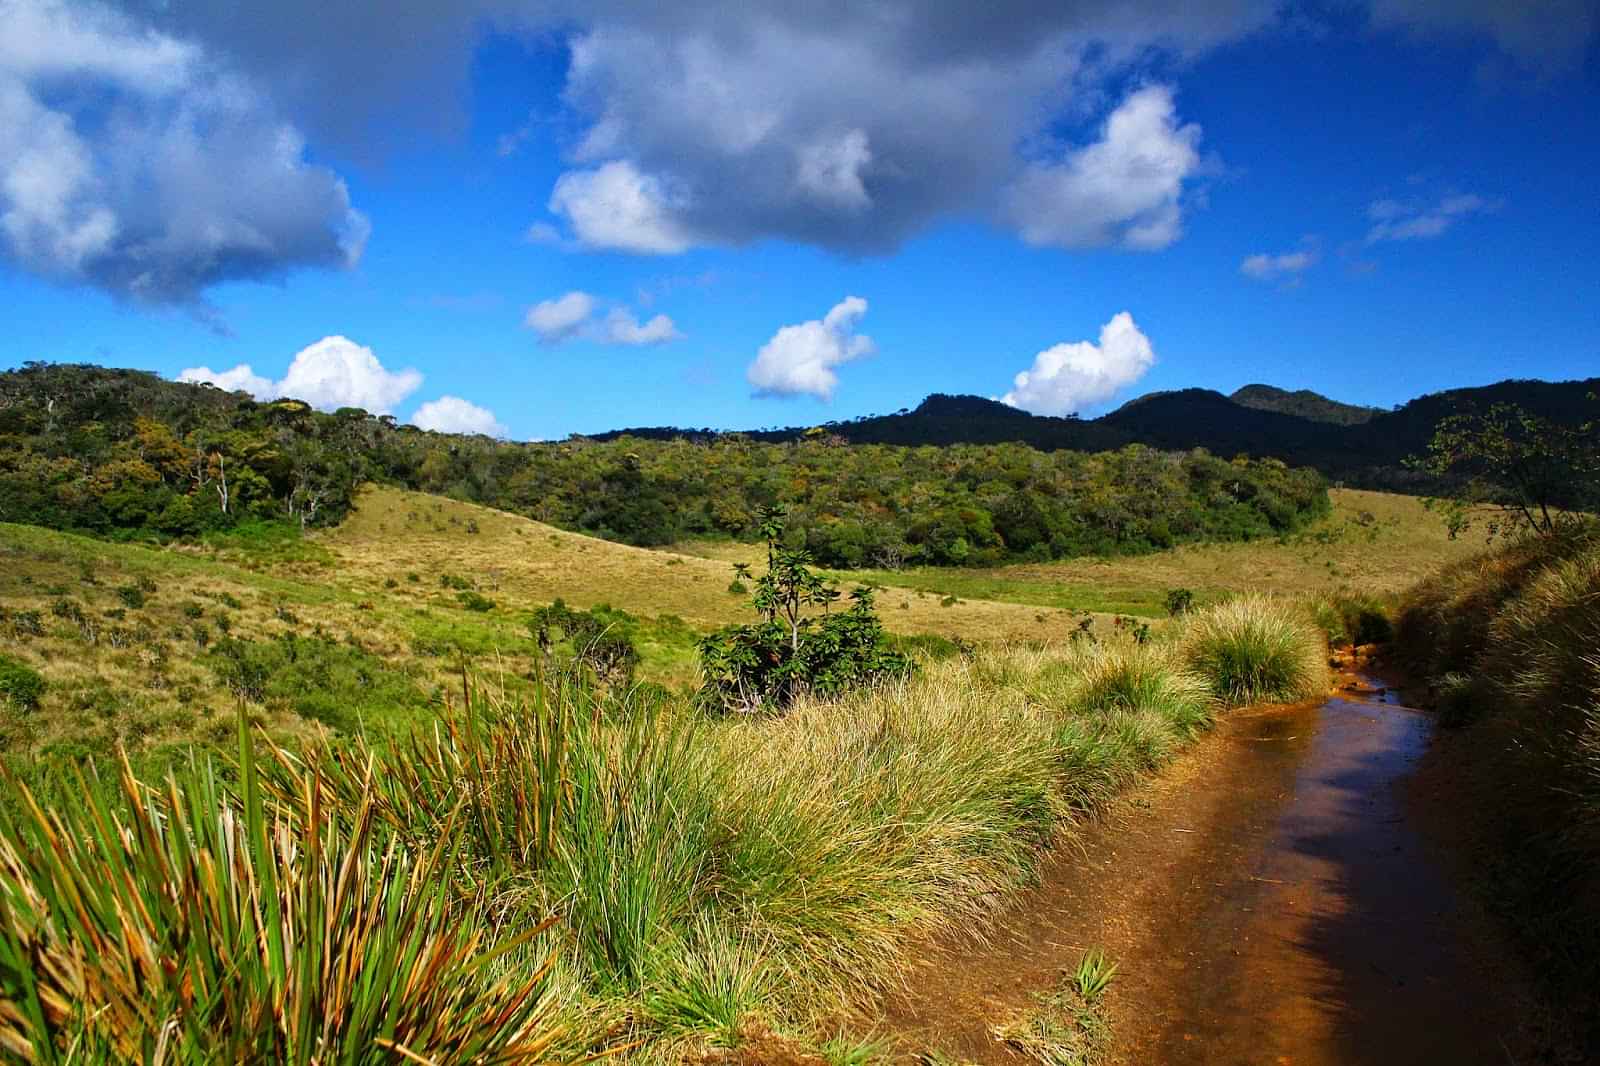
[0,362,1331,569]
[593,376,1596,492]
[1229,384,1380,425]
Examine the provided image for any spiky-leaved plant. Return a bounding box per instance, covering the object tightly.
[0,720,565,1064]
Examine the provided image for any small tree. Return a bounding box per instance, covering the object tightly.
[1414,400,1598,539]
[697,507,912,714]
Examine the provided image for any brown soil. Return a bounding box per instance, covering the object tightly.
[878,660,1539,1065]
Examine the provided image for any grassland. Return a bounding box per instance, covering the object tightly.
[0,597,1326,1062]
[671,489,1479,617]
[0,476,1450,1062]
[0,485,1469,773]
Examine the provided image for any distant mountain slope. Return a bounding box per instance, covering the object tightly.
[1229,384,1381,425]
[587,376,1595,492]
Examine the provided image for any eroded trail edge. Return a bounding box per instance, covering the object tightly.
[883,674,1533,1065]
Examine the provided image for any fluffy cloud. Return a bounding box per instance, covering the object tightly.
[1365,193,1496,243]
[547,161,695,255]
[178,336,421,413]
[411,396,507,437]
[523,290,682,345]
[533,6,1267,255]
[0,0,367,307]
[524,291,596,343]
[747,296,874,401]
[1004,86,1203,251]
[1001,312,1155,417]
[1241,240,1319,283]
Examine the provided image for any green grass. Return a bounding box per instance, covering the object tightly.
[0,595,1322,1060]
[0,727,566,1063]
[990,950,1116,1066]
[1180,596,1329,706]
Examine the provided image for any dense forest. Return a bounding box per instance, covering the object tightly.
[0,363,1330,567]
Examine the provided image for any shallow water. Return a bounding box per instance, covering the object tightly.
[886,675,1527,1065]
[1117,679,1518,1065]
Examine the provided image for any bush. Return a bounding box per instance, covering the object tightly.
[1181,596,1328,706]
[456,590,495,613]
[113,583,145,609]
[1165,588,1195,617]
[0,656,45,712]
[529,600,640,687]
[697,508,912,714]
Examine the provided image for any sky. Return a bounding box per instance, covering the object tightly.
[2,1,1597,441]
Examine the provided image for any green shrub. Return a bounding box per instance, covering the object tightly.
[1181,596,1328,706]
[697,508,911,713]
[1165,588,1195,616]
[456,589,495,613]
[0,656,45,712]
[528,600,639,686]
[113,583,145,609]
[182,601,204,619]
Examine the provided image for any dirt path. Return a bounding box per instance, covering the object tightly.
[883,674,1534,1065]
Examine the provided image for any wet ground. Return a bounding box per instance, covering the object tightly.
[885,673,1532,1065]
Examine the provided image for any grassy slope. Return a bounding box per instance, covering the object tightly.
[672,489,1478,616]
[1,485,1470,769]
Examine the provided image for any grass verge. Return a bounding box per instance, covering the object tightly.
[0,598,1325,1061]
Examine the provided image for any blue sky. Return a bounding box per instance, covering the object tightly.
[2,1,1597,441]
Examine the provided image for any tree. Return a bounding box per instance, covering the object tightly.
[697,506,911,714]
[1414,400,1598,538]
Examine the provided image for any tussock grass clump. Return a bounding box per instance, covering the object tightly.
[1180,596,1329,706]
[0,731,564,1064]
[0,625,1256,1059]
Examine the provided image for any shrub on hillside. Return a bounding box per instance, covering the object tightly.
[529,600,640,687]
[0,656,45,712]
[1181,596,1328,706]
[697,508,911,714]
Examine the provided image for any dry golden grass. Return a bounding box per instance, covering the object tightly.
[317,485,1076,644]
[673,489,1480,615]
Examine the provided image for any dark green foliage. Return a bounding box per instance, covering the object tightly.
[440,573,473,591]
[182,601,204,619]
[112,583,145,609]
[1412,399,1598,539]
[0,656,45,712]
[697,509,911,713]
[1165,588,1195,617]
[456,590,495,612]
[528,600,640,686]
[206,634,427,731]
[0,363,1331,569]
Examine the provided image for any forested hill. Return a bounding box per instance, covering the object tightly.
[0,362,1329,569]
[590,376,1599,490]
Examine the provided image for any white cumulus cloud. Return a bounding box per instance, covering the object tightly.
[1001,312,1156,417]
[547,160,695,254]
[523,290,682,346]
[178,335,421,414]
[1002,85,1204,251]
[524,291,596,343]
[411,396,507,437]
[0,0,366,308]
[1365,192,1497,243]
[747,296,874,401]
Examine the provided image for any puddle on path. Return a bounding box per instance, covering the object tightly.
[886,678,1528,1065]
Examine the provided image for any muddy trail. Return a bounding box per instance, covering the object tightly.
[883,670,1537,1065]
